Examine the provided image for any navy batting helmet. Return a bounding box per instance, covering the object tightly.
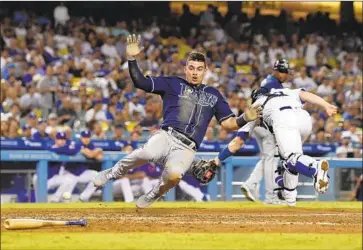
[273,59,290,73]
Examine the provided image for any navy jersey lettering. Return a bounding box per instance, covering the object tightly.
[149,76,234,147]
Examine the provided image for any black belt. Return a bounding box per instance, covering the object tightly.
[161,127,197,150]
[280,106,292,111]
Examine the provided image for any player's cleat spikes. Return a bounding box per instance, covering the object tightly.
[136,189,161,209]
[314,160,330,194]
[93,168,114,188]
[240,182,256,202]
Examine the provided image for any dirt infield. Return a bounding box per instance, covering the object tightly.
[2,207,361,234]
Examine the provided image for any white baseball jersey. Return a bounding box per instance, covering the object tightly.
[254,88,305,126]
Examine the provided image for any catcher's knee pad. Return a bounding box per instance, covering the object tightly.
[283,170,299,191]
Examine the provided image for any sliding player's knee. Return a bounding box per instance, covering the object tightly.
[163,168,182,185]
[167,172,182,184]
[228,137,244,153]
[136,146,158,161]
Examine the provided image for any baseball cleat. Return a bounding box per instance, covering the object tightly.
[314,160,330,194]
[136,189,161,209]
[93,168,114,188]
[277,190,297,207]
[240,182,256,202]
[264,196,287,205]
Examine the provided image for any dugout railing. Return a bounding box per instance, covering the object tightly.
[0,150,361,202]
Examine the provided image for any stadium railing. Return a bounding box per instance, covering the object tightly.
[1,150,361,202]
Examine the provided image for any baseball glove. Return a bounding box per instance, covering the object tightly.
[191,159,218,185]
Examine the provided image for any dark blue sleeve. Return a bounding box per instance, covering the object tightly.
[48,141,80,155]
[87,142,96,150]
[214,92,235,124]
[262,80,283,91]
[147,76,171,95]
[32,132,41,141]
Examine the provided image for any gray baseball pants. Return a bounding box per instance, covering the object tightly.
[110,129,196,193]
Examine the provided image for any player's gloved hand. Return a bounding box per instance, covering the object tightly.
[244,104,263,121]
[191,159,218,185]
[126,34,144,59]
[325,104,337,117]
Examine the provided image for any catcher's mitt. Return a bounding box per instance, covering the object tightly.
[191,159,218,185]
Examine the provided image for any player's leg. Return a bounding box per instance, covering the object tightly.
[261,133,280,204]
[77,170,99,202]
[136,141,196,208]
[32,173,77,202]
[297,109,329,194]
[274,111,316,178]
[93,130,170,187]
[52,174,78,202]
[112,178,134,203]
[274,111,329,202]
[178,180,204,202]
[241,127,265,201]
[273,111,308,205]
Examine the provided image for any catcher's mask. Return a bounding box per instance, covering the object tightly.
[251,87,268,104]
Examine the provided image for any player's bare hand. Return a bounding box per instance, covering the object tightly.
[126,34,144,58]
[245,104,263,121]
[325,104,337,117]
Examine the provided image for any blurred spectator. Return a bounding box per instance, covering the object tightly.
[54,2,70,26]
[45,113,59,139]
[128,94,146,118]
[101,37,120,59]
[2,102,20,121]
[57,96,77,127]
[85,100,107,123]
[112,124,125,140]
[336,134,355,158]
[89,120,106,139]
[37,66,60,116]
[139,112,159,127]
[21,124,32,139]
[316,76,335,97]
[32,118,49,141]
[1,119,9,138]
[7,118,20,139]
[293,67,317,91]
[19,83,42,112]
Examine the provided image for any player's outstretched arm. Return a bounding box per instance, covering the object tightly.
[299,91,337,117]
[126,34,154,92]
[221,104,262,131]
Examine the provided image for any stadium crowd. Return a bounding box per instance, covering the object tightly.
[1,4,362,158]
